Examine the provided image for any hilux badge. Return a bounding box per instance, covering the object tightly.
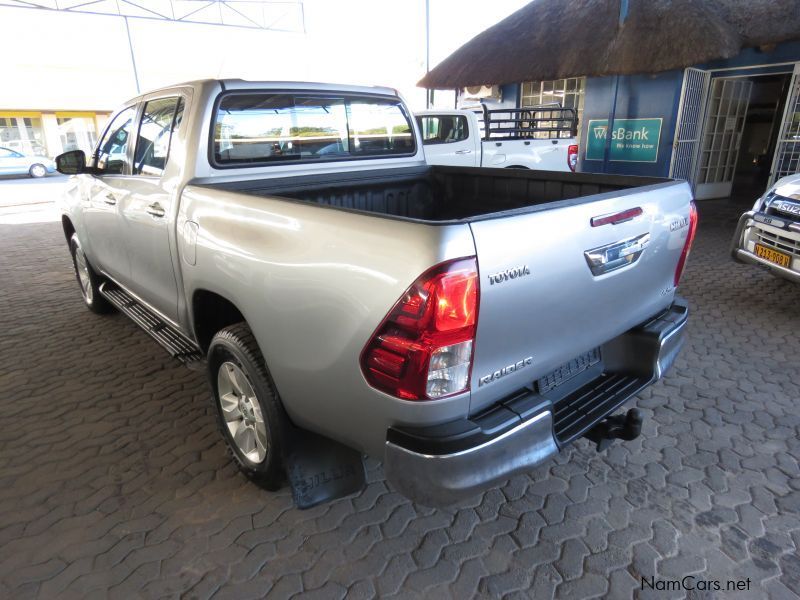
[670,216,689,231]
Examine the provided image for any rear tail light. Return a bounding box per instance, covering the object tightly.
[360,257,479,400]
[674,201,698,287]
[568,144,579,172]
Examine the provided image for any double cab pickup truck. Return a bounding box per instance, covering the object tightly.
[732,173,800,283]
[57,79,695,508]
[415,105,579,172]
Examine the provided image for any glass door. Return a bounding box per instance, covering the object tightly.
[695,78,753,200]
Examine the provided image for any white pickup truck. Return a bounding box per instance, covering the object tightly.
[416,106,578,172]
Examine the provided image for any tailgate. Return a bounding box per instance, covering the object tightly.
[468,181,693,414]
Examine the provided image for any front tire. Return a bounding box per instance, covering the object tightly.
[208,322,287,489]
[69,234,113,314]
[29,164,47,178]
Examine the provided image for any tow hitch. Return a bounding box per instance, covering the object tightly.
[585,408,643,452]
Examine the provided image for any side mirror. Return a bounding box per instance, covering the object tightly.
[55,150,87,175]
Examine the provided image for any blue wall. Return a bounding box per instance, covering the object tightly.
[699,40,800,71]
[580,71,683,176]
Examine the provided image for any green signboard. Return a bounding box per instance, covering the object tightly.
[585,118,663,163]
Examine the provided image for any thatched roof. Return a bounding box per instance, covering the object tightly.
[418,0,800,88]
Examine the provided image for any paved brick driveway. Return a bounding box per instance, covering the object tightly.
[0,198,798,599]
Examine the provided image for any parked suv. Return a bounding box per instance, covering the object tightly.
[731,173,800,283]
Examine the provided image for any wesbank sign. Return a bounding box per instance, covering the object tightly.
[585,118,662,163]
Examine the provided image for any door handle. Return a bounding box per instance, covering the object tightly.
[584,233,650,276]
[146,203,166,218]
[103,193,117,205]
[455,149,473,154]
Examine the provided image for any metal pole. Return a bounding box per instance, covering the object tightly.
[602,75,619,172]
[124,16,141,95]
[603,0,630,172]
[425,0,431,108]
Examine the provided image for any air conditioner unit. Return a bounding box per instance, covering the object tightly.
[462,85,501,100]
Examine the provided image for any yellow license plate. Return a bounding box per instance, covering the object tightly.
[754,243,791,268]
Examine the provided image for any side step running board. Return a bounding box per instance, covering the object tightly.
[99,281,203,365]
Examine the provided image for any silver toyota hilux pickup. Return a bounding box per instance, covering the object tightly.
[57,79,696,508]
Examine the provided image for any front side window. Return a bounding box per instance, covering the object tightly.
[213,93,414,165]
[134,97,184,176]
[416,115,468,144]
[96,107,136,175]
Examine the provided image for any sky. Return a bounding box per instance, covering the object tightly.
[0,0,531,111]
[300,0,531,108]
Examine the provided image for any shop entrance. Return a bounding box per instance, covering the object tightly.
[695,73,794,200]
[671,63,799,200]
[727,73,791,199]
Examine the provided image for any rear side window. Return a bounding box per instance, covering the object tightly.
[417,115,468,144]
[212,93,415,166]
[134,97,184,176]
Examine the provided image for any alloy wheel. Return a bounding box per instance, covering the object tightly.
[217,361,269,463]
[74,247,93,303]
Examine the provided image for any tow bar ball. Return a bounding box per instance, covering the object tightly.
[585,408,643,452]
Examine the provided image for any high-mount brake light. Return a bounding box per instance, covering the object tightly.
[360,257,479,400]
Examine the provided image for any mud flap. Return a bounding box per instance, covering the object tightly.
[285,429,366,509]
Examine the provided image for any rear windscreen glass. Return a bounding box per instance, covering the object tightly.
[212,93,415,165]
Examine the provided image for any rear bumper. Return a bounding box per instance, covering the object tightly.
[731,211,800,283]
[384,298,688,507]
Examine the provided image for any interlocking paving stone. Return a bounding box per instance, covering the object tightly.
[0,196,799,599]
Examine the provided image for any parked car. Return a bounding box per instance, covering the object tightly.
[731,173,800,283]
[57,79,695,508]
[0,146,55,178]
[3,139,49,157]
[415,106,578,171]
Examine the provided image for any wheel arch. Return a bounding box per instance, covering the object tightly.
[62,215,76,245]
[192,289,247,353]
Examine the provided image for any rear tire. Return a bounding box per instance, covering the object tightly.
[69,234,113,314]
[208,322,287,490]
[29,164,47,178]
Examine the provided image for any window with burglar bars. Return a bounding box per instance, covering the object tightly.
[520,78,585,141]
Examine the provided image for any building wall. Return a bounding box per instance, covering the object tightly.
[580,71,684,176]
[0,111,110,158]
[477,41,800,179]
[699,41,800,72]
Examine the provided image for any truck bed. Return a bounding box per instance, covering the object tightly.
[197,166,669,223]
